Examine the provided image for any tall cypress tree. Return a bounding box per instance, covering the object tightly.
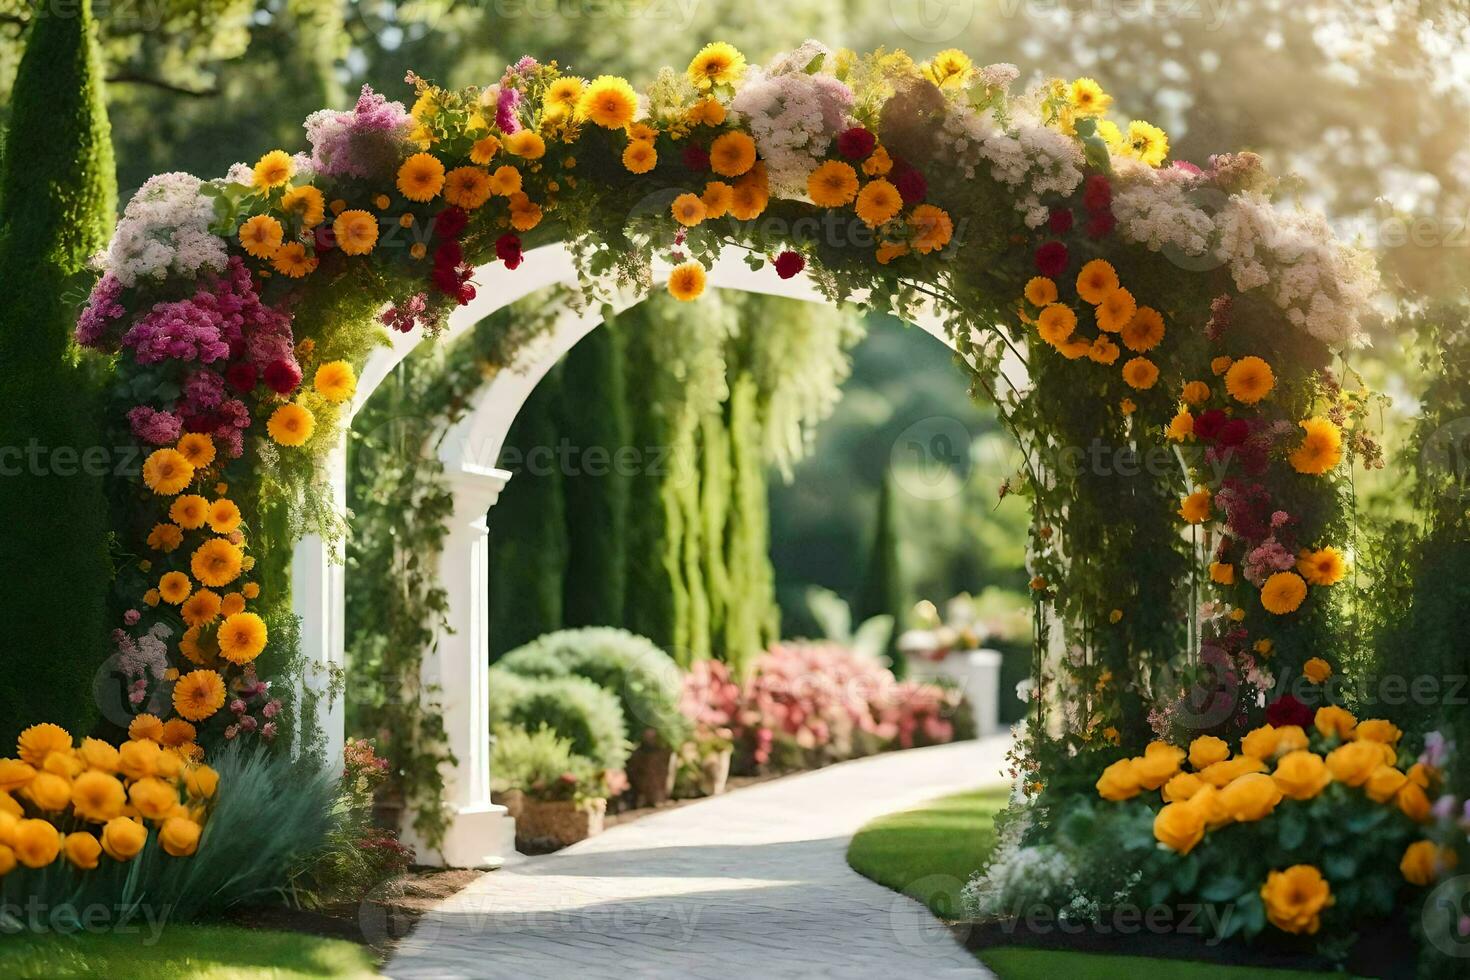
[675,424,710,664]
[698,412,731,659]
[723,372,779,675]
[488,369,567,658]
[558,322,630,627]
[0,0,117,743]
[853,469,908,674]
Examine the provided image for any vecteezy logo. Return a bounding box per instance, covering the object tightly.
[1422,417,1470,501]
[1422,875,1470,958]
[891,416,972,501]
[890,0,976,43]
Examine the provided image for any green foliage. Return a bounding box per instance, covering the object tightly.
[0,0,115,746]
[722,371,780,673]
[852,469,907,674]
[496,627,689,749]
[490,724,603,802]
[486,670,629,770]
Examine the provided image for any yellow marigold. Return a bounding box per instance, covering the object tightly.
[1058,338,1092,360]
[729,171,769,220]
[671,193,707,227]
[1095,758,1141,801]
[161,720,196,748]
[143,588,161,607]
[1166,409,1194,442]
[1178,488,1211,524]
[1024,277,1058,307]
[77,738,118,774]
[667,261,707,302]
[808,160,859,207]
[1210,355,1233,376]
[1321,740,1380,786]
[1209,562,1235,585]
[268,403,315,447]
[1162,771,1204,803]
[313,360,357,404]
[1069,77,1112,116]
[12,818,61,869]
[1036,304,1077,346]
[185,764,219,800]
[1298,545,1347,585]
[1096,288,1139,334]
[218,612,268,665]
[855,179,903,227]
[242,582,261,600]
[147,523,184,553]
[1289,418,1343,475]
[126,776,177,822]
[206,498,241,535]
[1120,305,1164,351]
[688,41,746,89]
[396,153,445,202]
[61,831,100,870]
[545,76,585,116]
[143,449,194,496]
[170,494,208,529]
[1122,120,1170,167]
[128,714,165,743]
[1273,750,1331,800]
[17,724,70,768]
[173,669,226,723]
[486,165,522,197]
[271,242,318,279]
[1225,355,1274,404]
[863,145,893,176]
[1261,865,1331,935]
[578,76,638,129]
[1075,259,1118,304]
[1152,801,1204,854]
[70,771,126,823]
[1135,742,1186,789]
[1181,380,1210,404]
[1220,771,1283,822]
[1355,718,1403,745]
[220,592,246,617]
[1188,735,1230,770]
[1088,336,1120,365]
[622,140,657,174]
[909,205,953,254]
[1365,764,1408,804]
[1121,356,1159,390]
[875,242,909,265]
[1261,570,1307,614]
[238,215,284,259]
[158,571,192,605]
[505,130,546,159]
[333,209,379,255]
[191,538,243,589]
[252,149,293,190]
[1314,705,1357,739]
[1402,840,1457,886]
[708,131,756,179]
[924,49,974,90]
[180,588,222,628]
[100,816,147,861]
[508,195,543,232]
[687,97,726,127]
[469,135,501,165]
[280,185,325,229]
[176,433,216,470]
[160,816,202,857]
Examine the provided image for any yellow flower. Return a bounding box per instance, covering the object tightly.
[924,49,974,90]
[667,262,707,302]
[70,771,126,823]
[486,165,522,198]
[508,193,543,231]
[1297,546,1347,586]
[1273,750,1331,800]
[1152,801,1205,854]
[268,403,315,447]
[203,501,241,537]
[1224,355,1274,404]
[128,776,179,822]
[863,145,893,176]
[238,215,284,259]
[687,97,726,127]
[191,539,243,589]
[469,136,501,166]
[62,831,101,870]
[1068,77,1112,116]
[1088,336,1120,365]
[1121,356,1159,390]
[143,449,194,496]
[1260,865,1331,935]
[1119,306,1164,351]
[1354,718,1403,745]
[671,193,707,227]
[545,77,585,115]
[396,153,445,202]
[180,588,222,628]
[173,670,226,722]
[1209,562,1235,585]
[252,150,293,190]
[1075,260,1118,304]
[161,720,197,748]
[176,433,216,470]
[147,523,184,552]
[220,593,245,617]
[505,130,546,159]
[875,241,909,265]
[1181,380,1210,405]
[1260,571,1307,614]
[807,160,859,207]
[242,582,260,600]
[1161,771,1204,802]
[1402,840,1457,886]
[1325,739,1383,786]
[1095,758,1141,800]
[709,131,757,178]
[332,209,379,255]
[1314,705,1357,739]
[1134,742,1185,789]
[160,816,202,857]
[1186,784,1233,829]
[1220,771,1282,822]
[185,765,219,800]
[1365,764,1408,804]
[1398,781,1432,822]
[1188,735,1230,770]
[687,42,746,90]
[78,738,118,774]
[170,494,208,529]
[1166,409,1194,442]
[577,76,638,128]
[157,571,191,605]
[1024,277,1058,307]
[1097,289,1140,334]
[1198,755,1266,788]
[25,772,71,811]
[622,139,657,174]
[12,819,61,868]
[855,179,903,227]
[271,242,318,279]
[1302,657,1332,684]
[729,165,770,220]
[909,205,953,254]
[1121,120,1169,167]
[1178,488,1211,524]
[100,816,148,861]
[1036,304,1077,346]
[1289,418,1343,475]
[313,360,357,404]
[218,612,267,665]
[280,185,325,229]
[0,759,34,795]
[129,714,165,743]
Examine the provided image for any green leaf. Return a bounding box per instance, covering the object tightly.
[1323,851,1357,880]
[1200,875,1246,902]
[1081,135,1113,174]
[1173,854,1200,892]
[1276,809,1307,850]
[803,52,826,75]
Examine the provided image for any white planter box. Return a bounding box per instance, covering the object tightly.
[905,648,1003,736]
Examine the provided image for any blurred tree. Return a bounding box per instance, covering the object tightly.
[851,467,906,674]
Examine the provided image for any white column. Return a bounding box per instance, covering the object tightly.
[290,441,346,766]
[400,461,517,868]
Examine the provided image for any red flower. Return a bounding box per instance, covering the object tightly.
[224,362,258,394]
[433,240,464,270]
[1086,211,1116,239]
[835,127,876,160]
[1193,409,1227,441]
[1082,174,1112,211]
[774,251,805,280]
[1034,241,1069,277]
[683,145,711,172]
[263,358,301,395]
[1266,695,1313,729]
[1218,418,1251,447]
[495,233,524,270]
[434,206,469,240]
[457,282,476,305]
[893,165,927,205]
[1048,208,1074,234]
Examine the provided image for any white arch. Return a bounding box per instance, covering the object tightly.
[294,244,1025,866]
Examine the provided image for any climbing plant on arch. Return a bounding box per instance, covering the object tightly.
[78,42,1382,831]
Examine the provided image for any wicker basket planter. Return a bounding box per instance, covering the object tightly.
[515,796,607,849]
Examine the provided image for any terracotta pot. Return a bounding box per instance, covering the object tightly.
[626,744,676,808]
[516,797,607,849]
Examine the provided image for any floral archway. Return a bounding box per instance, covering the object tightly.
[72,37,1416,941]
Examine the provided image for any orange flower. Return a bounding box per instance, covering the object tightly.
[272,242,318,279]
[1120,306,1165,351]
[1095,287,1138,333]
[332,210,379,255]
[280,185,325,228]
[807,161,859,207]
[671,193,707,227]
[855,179,902,227]
[622,140,657,174]
[1075,260,1119,304]
[667,262,707,301]
[701,181,733,218]
[173,670,226,722]
[488,165,522,197]
[443,167,493,209]
[238,215,284,259]
[1121,356,1159,390]
[1225,355,1275,404]
[1261,571,1308,615]
[708,132,756,177]
[909,205,953,254]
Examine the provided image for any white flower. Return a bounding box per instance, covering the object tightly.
[731,44,854,198]
[103,172,228,287]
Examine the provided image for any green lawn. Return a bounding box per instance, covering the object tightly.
[0,924,378,979]
[979,948,1364,979]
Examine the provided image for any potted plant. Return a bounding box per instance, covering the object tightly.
[491,725,610,851]
[673,725,735,799]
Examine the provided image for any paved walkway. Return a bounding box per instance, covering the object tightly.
[387,736,1010,979]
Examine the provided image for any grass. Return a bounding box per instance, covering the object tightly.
[978,948,1366,979]
[0,924,378,979]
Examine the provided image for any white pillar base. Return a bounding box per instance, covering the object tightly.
[907,648,1003,736]
[403,802,517,870]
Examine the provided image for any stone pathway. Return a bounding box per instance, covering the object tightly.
[387,736,1010,979]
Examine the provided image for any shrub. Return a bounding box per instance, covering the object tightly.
[487,670,629,770]
[490,725,605,802]
[498,628,689,749]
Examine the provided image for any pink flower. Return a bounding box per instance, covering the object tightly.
[123,609,141,625]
